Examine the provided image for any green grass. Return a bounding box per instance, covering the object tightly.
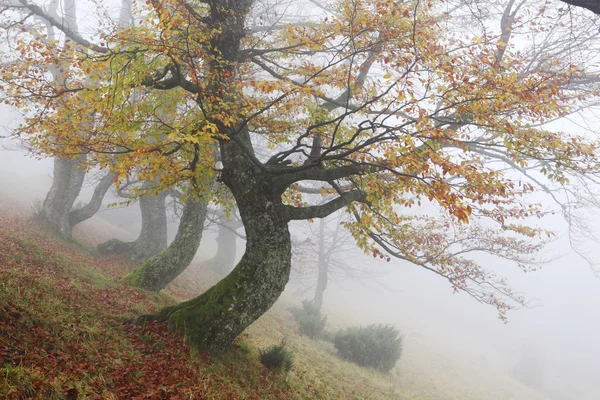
[0,217,410,399]
[0,215,559,400]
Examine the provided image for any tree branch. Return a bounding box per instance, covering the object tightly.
[69,171,115,227]
[15,0,108,53]
[279,190,367,221]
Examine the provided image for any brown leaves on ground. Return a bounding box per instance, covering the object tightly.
[0,216,297,399]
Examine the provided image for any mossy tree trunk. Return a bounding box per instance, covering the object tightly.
[150,133,292,353]
[97,184,168,262]
[147,0,352,353]
[122,195,209,291]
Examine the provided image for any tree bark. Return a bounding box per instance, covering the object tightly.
[97,185,168,262]
[41,156,87,240]
[559,0,600,15]
[203,212,239,278]
[69,171,114,228]
[313,218,328,311]
[131,188,168,262]
[149,136,292,353]
[122,195,209,291]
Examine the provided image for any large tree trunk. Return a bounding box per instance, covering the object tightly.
[97,185,168,262]
[122,195,209,291]
[41,156,87,240]
[146,0,292,353]
[149,137,292,353]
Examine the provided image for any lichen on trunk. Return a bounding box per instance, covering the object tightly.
[148,132,293,353]
[152,204,291,352]
[122,195,208,291]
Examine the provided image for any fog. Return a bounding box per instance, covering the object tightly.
[2,99,600,399]
[3,0,600,398]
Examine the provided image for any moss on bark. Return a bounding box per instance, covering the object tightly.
[121,197,208,291]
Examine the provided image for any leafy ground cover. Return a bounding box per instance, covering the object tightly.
[0,214,412,399]
[0,191,562,399]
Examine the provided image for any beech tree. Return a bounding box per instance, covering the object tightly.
[5,0,117,239]
[2,0,600,352]
[122,187,209,291]
[97,181,169,262]
[202,207,243,279]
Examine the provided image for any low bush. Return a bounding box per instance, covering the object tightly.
[333,324,403,372]
[259,340,294,373]
[290,300,327,339]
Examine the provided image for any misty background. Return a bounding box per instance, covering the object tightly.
[3,91,600,399]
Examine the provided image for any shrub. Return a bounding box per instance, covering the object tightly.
[333,324,403,372]
[290,300,327,339]
[259,340,294,373]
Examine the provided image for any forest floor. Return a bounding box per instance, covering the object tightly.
[0,193,555,400]
[0,204,413,399]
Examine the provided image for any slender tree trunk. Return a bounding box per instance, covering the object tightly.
[149,137,292,353]
[122,195,209,291]
[41,156,87,240]
[97,185,168,262]
[42,158,115,239]
[313,218,328,311]
[204,213,238,278]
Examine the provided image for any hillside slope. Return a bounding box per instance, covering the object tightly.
[0,215,415,399]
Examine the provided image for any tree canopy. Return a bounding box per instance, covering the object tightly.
[2,0,600,350]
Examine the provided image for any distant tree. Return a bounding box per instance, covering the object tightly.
[202,207,243,279]
[3,0,600,354]
[97,180,169,263]
[20,0,118,239]
[292,209,384,311]
[512,345,544,389]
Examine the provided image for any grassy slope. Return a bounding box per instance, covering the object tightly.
[0,185,553,400]
[0,215,415,400]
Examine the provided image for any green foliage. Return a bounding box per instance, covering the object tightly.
[333,324,403,372]
[290,300,327,339]
[259,340,294,373]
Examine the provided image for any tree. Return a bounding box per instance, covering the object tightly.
[292,210,383,311]
[558,0,600,14]
[202,207,243,279]
[13,0,117,239]
[42,156,114,239]
[2,0,600,353]
[122,186,209,291]
[97,181,169,263]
